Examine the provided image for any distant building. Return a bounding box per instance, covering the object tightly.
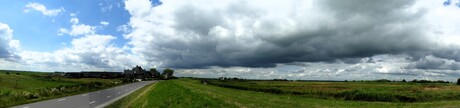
[54,71,65,76]
[65,71,122,78]
[81,71,123,78]
[124,65,152,80]
[65,72,82,78]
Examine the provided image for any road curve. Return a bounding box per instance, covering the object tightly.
[13,81,156,108]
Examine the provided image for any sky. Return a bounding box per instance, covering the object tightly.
[1,0,460,81]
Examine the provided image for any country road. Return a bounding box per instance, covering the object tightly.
[13,81,156,108]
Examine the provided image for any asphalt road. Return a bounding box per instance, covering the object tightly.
[13,81,156,108]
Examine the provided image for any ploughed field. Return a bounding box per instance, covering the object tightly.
[0,70,124,107]
[206,79,460,102]
[109,79,460,108]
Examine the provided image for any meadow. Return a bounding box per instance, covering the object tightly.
[206,79,460,102]
[109,78,460,108]
[0,70,124,107]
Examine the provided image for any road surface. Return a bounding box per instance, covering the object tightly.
[13,81,156,108]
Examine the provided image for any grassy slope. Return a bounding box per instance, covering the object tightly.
[0,72,78,92]
[109,79,460,108]
[0,71,124,107]
[107,81,236,108]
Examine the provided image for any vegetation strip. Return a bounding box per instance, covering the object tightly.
[107,80,236,108]
[205,79,460,102]
[110,79,460,108]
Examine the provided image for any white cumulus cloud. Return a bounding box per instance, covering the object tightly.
[24,2,64,16]
[59,17,97,36]
[100,21,109,26]
[0,23,21,60]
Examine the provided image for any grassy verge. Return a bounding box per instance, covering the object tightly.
[107,82,157,108]
[107,80,236,108]
[109,79,460,108]
[0,71,125,107]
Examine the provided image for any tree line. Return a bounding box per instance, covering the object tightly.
[149,68,177,80]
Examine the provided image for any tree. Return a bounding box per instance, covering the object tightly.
[150,68,161,79]
[402,79,406,82]
[457,78,460,85]
[162,68,174,79]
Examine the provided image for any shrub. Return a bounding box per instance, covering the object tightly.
[457,78,460,85]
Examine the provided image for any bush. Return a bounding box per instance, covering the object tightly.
[457,78,460,85]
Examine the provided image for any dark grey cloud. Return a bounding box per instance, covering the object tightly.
[124,0,454,69]
[407,56,460,70]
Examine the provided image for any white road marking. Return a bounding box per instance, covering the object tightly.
[107,95,111,98]
[22,106,29,108]
[82,94,88,96]
[57,98,66,101]
[89,101,96,104]
[97,91,101,93]
[118,92,121,94]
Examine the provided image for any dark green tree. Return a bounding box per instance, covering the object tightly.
[150,68,161,78]
[162,68,174,79]
[457,78,460,85]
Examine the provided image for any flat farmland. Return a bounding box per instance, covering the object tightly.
[207,80,460,102]
[109,79,460,108]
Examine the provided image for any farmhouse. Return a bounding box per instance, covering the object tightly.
[123,65,153,80]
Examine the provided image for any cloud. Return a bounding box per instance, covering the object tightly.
[122,0,441,68]
[33,13,148,71]
[444,0,452,6]
[5,0,460,82]
[407,55,460,70]
[100,21,109,26]
[59,17,97,36]
[61,24,96,36]
[0,23,20,60]
[101,4,113,12]
[24,2,64,16]
[116,24,130,33]
[70,17,79,24]
[19,34,146,71]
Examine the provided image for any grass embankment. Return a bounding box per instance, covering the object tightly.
[107,80,235,108]
[0,70,124,107]
[207,80,460,102]
[108,79,460,108]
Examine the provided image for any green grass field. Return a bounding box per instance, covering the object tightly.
[206,80,460,102]
[0,71,78,92]
[0,70,123,107]
[109,79,460,108]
